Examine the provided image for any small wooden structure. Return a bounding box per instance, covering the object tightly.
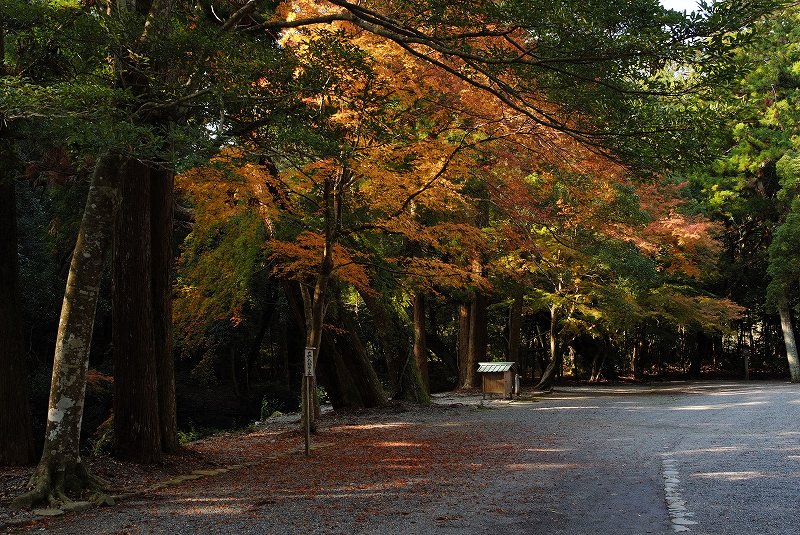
[477,361,516,399]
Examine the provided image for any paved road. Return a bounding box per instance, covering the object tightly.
[22,381,800,534]
[487,381,800,535]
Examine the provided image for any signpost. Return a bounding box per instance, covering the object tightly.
[303,347,315,456]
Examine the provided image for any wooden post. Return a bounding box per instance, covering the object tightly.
[304,347,315,456]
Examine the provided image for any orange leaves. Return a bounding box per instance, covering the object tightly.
[176,148,285,231]
[268,232,374,294]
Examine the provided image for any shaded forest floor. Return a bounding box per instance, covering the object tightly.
[1,390,506,532]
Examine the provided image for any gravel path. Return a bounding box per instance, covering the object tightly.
[5,381,799,534]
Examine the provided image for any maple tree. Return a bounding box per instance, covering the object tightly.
[483,131,744,385]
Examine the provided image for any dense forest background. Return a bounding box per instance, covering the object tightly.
[2,0,800,507]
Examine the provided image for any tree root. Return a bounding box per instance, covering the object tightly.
[11,459,114,510]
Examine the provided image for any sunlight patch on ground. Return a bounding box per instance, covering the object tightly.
[670,446,742,455]
[170,497,246,516]
[709,390,768,397]
[670,401,767,411]
[376,441,424,448]
[692,471,765,481]
[522,447,570,453]
[529,405,603,411]
[340,422,410,430]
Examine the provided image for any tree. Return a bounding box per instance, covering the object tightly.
[8,0,300,504]
[12,155,120,508]
[689,6,800,381]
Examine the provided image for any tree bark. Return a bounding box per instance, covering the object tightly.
[340,311,388,407]
[13,155,119,509]
[150,167,177,453]
[778,301,800,383]
[360,292,429,404]
[413,292,429,392]
[457,303,470,387]
[535,304,560,390]
[112,159,161,463]
[590,344,607,383]
[532,321,545,380]
[631,334,645,380]
[317,331,360,408]
[0,141,35,466]
[688,331,705,379]
[462,293,488,389]
[508,291,523,366]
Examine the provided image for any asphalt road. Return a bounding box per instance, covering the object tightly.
[20,381,800,535]
[482,381,800,535]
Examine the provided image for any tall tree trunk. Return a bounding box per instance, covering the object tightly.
[13,156,119,509]
[340,311,388,407]
[631,333,644,380]
[462,293,488,389]
[778,301,800,383]
[319,312,388,410]
[590,343,607,383]
[317,331,360,409]
[361,293,402,396]
[457,303,470,387]
[427,334,458,379]
[150,167,177,453]
[532,322,545,380]
[689,332,705,379]
[299,264,331,431]
[360,292,429,404]
[413,292,429,392]
[508,291,523,365]
[0,141,35,466]
[112,159,161,463]
[535,305,560,391]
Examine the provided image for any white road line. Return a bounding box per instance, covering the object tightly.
[662,458,698,533]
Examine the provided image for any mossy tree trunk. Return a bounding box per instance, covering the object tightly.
[508,290,523,366]
[339,310,388,407]
[778,301,800,383]
[360,292,429,404]
[535,304,560,391]
[13,155,119,509]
